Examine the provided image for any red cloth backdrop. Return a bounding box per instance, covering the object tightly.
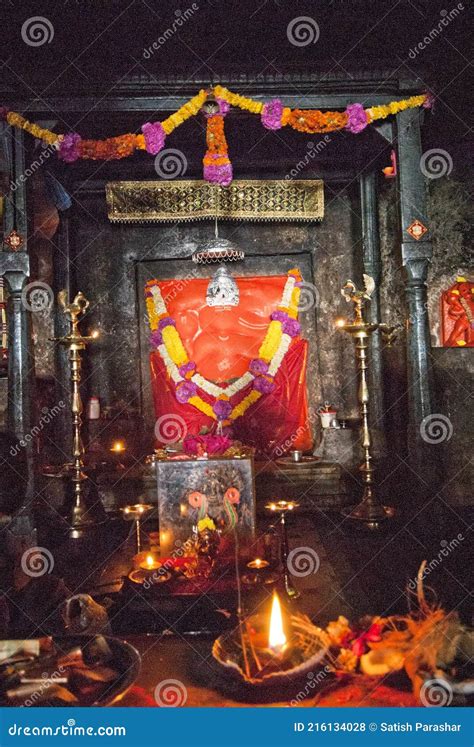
[149,275,313,456]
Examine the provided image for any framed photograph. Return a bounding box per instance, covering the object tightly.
[156,457,256,557]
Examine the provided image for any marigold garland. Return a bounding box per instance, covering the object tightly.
[1,89,431,179]
[285,109,349,133]
[145,268,303,424]
[203,110,232,186]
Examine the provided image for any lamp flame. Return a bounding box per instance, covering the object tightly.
[268,591,287,651]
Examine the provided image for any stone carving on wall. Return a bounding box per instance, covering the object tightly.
[441,275,474,347]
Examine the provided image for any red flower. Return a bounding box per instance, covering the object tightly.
[347,623,383,657]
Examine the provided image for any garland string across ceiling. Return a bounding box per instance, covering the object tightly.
[1,87,432,186]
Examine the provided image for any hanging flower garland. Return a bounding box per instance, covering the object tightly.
[145,268,302,426]
[1,89,431,180]
[202,98,232,186]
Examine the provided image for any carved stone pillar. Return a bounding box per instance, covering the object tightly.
[396,107,436,487]
[1,256,36,496]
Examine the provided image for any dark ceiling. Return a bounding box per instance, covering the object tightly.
[1,0,472,158]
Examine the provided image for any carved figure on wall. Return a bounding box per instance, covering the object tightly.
[441,275,474,347]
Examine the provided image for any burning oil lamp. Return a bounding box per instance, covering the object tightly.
[268,590,287,656]
[139,552,161,572]
[110,440,126,453]
[242,557,275,587]
[248,557,268,571]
